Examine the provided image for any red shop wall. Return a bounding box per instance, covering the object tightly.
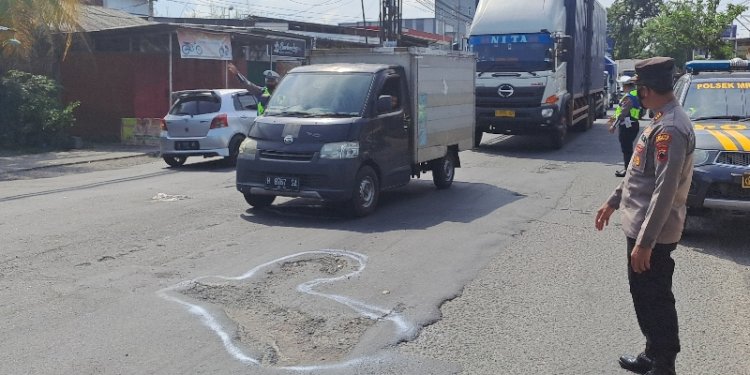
[62,51,242,141]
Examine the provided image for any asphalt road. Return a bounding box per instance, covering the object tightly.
[1,118,748,375]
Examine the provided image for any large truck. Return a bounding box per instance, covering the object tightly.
[469,0,607,149]
[235,48,475,217]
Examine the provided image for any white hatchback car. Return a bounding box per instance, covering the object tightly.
[160,89,258,167]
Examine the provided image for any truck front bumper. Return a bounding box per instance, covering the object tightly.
[235,153,360,202]
[476,105,560,135]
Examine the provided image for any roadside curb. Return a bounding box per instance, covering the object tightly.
[4,150,161,173]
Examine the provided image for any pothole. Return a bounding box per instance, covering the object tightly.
[159,250,413,369]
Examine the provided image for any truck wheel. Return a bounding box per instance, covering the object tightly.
[432,154,455,189]
[244,193,275,208]
[550,115,568,149]
[474,128,483,148]
[347,166,379,217]
[163,155,187,167]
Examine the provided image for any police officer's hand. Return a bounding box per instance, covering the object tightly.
[595,203,615,231]
[631,245,652,273]
[228,62,239,75]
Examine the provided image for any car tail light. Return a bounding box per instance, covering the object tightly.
[160,118,168,131]
[210,113,228,129]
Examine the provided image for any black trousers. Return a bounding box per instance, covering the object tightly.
[619,121,640,168]
[626,237,680,360]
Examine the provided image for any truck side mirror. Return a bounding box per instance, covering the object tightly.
[377,95,393,113]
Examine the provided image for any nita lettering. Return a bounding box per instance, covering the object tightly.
[491,35,528,44]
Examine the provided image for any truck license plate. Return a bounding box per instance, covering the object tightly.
[495,110,515,118]
[743,172,750,189]
[265,175,300,191]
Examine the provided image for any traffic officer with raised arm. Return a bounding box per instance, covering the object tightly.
[227,62,280,115]
[595,57,695,375]
[608,75,642,177]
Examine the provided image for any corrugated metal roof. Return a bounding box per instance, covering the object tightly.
[75,5,153,32]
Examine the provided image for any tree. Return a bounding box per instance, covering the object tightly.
[607,0,663,59]
[0,0,80,74]
[640,0,746,68]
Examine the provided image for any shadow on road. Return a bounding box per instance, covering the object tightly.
[681,213,750,266]
[475,119,625,165]
[166,158,235,172]
[239,180,523,232]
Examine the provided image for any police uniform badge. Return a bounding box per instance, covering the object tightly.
[633,155,642,167]
[653,112,663,123]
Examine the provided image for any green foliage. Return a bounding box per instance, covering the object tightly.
[639,0,746,68]
[0,70,79,149]
[607,0,663,59]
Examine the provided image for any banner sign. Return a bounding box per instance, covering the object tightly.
[177,29,232,60]
[271,39,306,58]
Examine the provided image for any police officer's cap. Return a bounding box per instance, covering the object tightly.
[263,70,280,80]
[631,57,675,90]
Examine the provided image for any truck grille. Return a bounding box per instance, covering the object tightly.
[259,150,316,161]
[476,86,545,108]
[706,182,750,201]
[716,151,750,167]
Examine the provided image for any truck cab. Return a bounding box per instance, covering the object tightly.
[469,0,607,149]
[235,48,475,217]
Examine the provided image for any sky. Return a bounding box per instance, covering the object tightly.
[154,0,750,36]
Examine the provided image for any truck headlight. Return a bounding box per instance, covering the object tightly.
[692,148,714,166]
[320,142,359,159]
[239,138,258,158]
[541,108,554,118]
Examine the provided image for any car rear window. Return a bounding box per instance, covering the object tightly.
[170,95,221,115]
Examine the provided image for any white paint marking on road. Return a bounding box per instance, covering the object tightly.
[151,193,190,202]
[157,249,417,371]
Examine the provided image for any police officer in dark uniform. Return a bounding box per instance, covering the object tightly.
[608,75,642,177]
[227,62,280,115]
[595,57,695,375]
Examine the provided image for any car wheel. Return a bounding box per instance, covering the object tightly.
[432,153,455,189]
[347,166,379,217]
[163,155,187,167]
[224,135,245,166]
[243,193,275,208]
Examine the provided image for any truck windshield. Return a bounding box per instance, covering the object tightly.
[469,33,553,73]
[683,80,750,120]
[265,72,373,117]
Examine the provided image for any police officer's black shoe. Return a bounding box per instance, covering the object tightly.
[619,352,653,374]
[615,169,627,177]
[645,355,677,375]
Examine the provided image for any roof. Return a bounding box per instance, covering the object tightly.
[75,5,153,32]
[290,63,389,74]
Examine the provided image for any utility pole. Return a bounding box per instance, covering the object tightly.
[148,0,155,18]
[361,0,368,45]
[379,0,402,46]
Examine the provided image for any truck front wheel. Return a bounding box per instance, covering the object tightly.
[432,153,455,189]
[474,127,483,148]
[347,166,379,217]
[550,113,568,150]
[244,193,275,208]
